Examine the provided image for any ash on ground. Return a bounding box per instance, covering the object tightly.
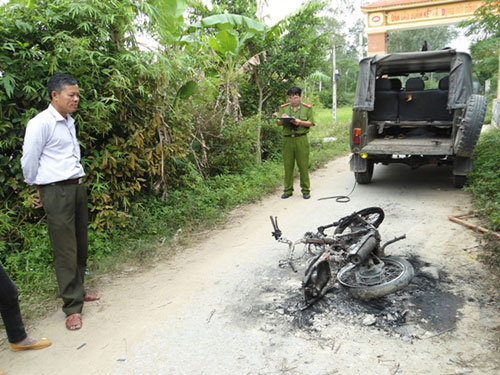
[239,255,469,341]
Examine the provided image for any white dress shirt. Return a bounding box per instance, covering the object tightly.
[21,104,85,185]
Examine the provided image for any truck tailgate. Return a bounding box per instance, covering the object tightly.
[361,138,453,155]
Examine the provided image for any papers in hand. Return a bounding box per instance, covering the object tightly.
[279,116,295,124]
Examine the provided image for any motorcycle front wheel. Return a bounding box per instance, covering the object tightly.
[337,256,414,300]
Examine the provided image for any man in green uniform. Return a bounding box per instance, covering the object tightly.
[277,86,315,199]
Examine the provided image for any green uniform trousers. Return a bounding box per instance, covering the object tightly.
[39,183,88,316]
[282,134,310,194]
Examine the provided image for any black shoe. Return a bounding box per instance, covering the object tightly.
[281,193,292,199]
[303,193,311,199]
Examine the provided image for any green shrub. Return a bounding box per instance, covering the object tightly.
[338,91,355,107]
[205,118,257,175]
[466,127,500,272]
[261,118,282,161]
[318,89,332,108]
[466,128,500,230]
[0,0,203,241]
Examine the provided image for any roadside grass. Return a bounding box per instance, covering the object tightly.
[11,107,352,321]
[311,107,352,140]
[309,107,351,168]
[483,94,494,124]
[465,127,500,272]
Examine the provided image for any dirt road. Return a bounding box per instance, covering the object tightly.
[1,155,499,374]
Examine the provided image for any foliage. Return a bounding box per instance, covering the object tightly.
[461,0,499,90]
[387,25,459,52]
[310,106,352,140]
[145,0,188,44]
[186,0,258,21]
[188,13,266,122]
[303,0,364,109]
[213,0,258,17]
[260,118,282,161]
[241,0,330,118]
[462,0,500,37]
[478,233,500,273]
[465,129,500,231]
[204,117,258,175]
[0,0,200,254]
[465,128,500,272]
[333,56,359,107]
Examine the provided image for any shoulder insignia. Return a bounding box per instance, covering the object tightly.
[280,103,290,108]
[302,103,312,108]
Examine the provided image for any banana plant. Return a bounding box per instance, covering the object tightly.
[188,14,266,123]
[143,0,187,44]
[307,71,330,93]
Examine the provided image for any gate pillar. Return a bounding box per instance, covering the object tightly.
[367,32,387,56]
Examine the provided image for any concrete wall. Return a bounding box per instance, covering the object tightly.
[493,99,500,129]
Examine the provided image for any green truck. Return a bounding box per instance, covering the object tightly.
[350,49,487,188]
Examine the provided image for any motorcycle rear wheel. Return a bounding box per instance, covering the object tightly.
[337,256,414,300]
[334,207,384,234]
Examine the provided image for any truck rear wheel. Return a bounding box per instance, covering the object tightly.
[454,94,487,157]
[453,175,467,188]
[354,160,374,184]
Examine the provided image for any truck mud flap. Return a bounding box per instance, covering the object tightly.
[349,154,367,172]
[453,156,473,176]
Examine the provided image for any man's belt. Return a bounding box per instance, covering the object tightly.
[284,133,307,138]
[42,178,84,186]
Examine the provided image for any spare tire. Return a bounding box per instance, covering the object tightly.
[454,94,487,157]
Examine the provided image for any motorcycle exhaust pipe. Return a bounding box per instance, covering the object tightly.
[347,232,379,265]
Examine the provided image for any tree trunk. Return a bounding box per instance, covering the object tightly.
[256,78,264,164]
[332,44,337,123]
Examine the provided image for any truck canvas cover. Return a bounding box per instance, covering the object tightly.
[353,49,472,112]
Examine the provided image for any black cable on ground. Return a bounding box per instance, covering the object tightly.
[317,180,357,203]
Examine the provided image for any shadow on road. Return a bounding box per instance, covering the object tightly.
[369,163,456,191]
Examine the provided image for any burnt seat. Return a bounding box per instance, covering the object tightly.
[398,76,452,122]
[369,78,399,121]
[398,77,428,121]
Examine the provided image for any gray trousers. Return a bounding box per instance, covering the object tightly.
[39,183,88,316]
[0,264,27,343]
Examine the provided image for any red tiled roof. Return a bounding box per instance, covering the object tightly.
[361,0,455,10]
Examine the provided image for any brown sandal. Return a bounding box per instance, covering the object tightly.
[66,313,82,331]
[83,292,100,302]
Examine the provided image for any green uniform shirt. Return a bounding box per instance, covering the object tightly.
[278,102,315,136]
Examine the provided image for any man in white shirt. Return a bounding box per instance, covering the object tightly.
[21,73,99,331]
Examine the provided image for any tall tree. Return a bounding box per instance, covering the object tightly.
[186,0,257,22]
[463,0,500,35]
[306,0,364,108]
[461,0,500,91]
[240,0,329,161]
[387,26,459,52]
[242,0,329,116]
[213,0,258,17]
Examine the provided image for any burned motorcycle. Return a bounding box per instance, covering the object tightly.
[270,207,414,308]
